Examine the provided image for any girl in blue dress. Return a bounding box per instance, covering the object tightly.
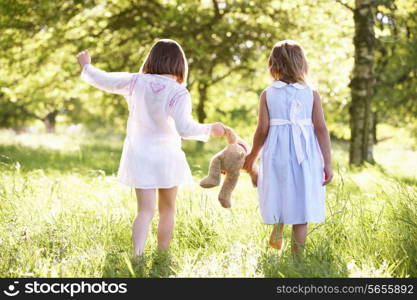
[244,40,333,255]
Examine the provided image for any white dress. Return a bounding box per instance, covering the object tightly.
[258,80,325,224]
[81,64,212,189]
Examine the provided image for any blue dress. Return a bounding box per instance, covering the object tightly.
[258,80,325,224]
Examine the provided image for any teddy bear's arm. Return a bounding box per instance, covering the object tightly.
[200,155,222,188]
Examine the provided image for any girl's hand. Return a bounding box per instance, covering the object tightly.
[248,167,258,187]
[323,164,333,185]
[76,50,91,68]
[211,122,226,137]
[243,152,257,172]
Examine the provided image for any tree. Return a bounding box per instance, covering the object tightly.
[0,0,287,129]
[0,0,97,132]
[347,0,377,165]
[103,0,288,122]
[373,0,417,127]
[336,0,417,162]
[0,0,357,135]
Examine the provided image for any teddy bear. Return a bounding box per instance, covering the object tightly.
[200,127,258,208]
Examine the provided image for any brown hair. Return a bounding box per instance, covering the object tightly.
[140,39,188,84]
[268,40,308,84]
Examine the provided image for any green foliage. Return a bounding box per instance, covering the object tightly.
[1,0,416,134]
[0,0,356,133]
[374,0,417,123]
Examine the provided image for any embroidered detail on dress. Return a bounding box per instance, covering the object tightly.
[150,81,166,93]
[291,99,303,118]
[168,90,188,108]
[128,74,139,96]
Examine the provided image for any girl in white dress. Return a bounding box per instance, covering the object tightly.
[244,40,333,255]
[76,39,225,256]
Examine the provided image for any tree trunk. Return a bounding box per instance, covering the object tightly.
[43,111,58,133]
[373,111,378,144]
[197,83,208,123]
[349,0,376,165]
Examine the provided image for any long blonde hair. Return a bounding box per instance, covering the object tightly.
[268,40,308,84]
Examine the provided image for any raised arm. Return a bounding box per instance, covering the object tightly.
[170,91,224,141]
[312,90,333,185]
[77,50,134,96]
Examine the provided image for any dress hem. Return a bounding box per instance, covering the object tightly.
[117,177,192,189]
[261,219,325,225]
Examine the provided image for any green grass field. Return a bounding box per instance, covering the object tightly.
[0,125,416,278]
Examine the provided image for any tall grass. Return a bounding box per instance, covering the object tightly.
[0,126,415,277]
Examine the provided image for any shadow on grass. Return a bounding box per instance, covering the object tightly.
[258,241,349,278]
[148,249,177,278]
[0,143,121,175]
[102,250,136,278]
[0,139,223,176]
[102,249,177,278]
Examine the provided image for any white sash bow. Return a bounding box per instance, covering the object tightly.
[269,99,312,164]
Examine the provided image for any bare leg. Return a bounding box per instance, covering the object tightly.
[292,223,307,255]
[269,223,284,249]
[157,187,178,250]
[132,189,156,256]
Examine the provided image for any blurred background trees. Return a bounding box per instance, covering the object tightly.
[0,0,416,165]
